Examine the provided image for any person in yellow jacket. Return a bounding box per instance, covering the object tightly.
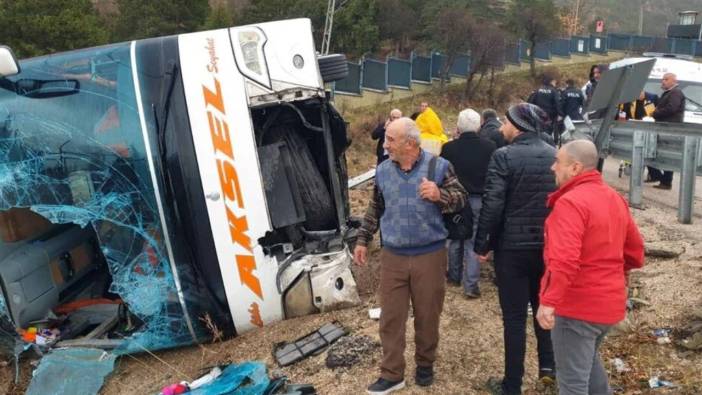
[618,91,657,120]
[618,91,660,183]
[415,106,448,155]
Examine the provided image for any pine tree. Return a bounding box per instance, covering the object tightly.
[0,0,110,58]
[112,0,209,41]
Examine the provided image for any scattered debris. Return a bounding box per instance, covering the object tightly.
[159,362,269,395]
[691,308,702,321]
[26,348,117,395]
[188,362,269,395]
[627,297,650,309]
[652,328,670,337]
[325,335,380,369]
[609,316,635,337]
[274,322,347,366]
[368,308,381,320]
[644,242,684,259]
[652,328,672,344]
[189,366,223,390]
[678,332,702,351]
[263,377,316,395]
[161,382,189,395]
[612,358,630,373]
[648,376,676,389]
[348,169,376,190]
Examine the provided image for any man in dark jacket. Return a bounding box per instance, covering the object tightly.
[441,108,497,298]
[561,79,584,121]
[528,77,563,142]
[651,73,686,190]
[480,109,506,148]
[372,109,402,165]
[475,103,557,395]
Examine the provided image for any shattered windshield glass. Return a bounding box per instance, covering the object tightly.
[0,43,199,354]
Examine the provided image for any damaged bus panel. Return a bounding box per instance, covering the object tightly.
[0,18,359,360]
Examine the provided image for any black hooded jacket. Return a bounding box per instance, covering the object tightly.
[474,132,557,254]
[479,118,506,148]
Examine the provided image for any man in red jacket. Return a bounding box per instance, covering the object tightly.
[536,139,644,395]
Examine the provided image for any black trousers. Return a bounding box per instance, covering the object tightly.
[647,167,673,185]
[495,249,555,394]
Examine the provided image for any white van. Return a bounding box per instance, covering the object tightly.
[610,55,702,124]
[0,18,360,354]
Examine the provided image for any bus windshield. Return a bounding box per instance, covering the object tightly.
[0,42,201,351]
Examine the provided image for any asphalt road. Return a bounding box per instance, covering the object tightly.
[602,156,702,219]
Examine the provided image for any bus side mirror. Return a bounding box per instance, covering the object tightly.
[0,46,20,77]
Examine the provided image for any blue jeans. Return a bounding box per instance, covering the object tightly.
[446,195,482,293]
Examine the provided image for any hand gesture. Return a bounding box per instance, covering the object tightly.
[353,245,368,266]
[419,177,440,202]
[536,305,556,330]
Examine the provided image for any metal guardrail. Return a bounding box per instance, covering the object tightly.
[572,119,702,224]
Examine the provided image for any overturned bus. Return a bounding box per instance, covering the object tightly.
[0,18,360,360]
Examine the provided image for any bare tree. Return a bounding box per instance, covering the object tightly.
[464,22,506,101]
[425,7,474,88]
[377,0,421,54]
[506,0,561,77]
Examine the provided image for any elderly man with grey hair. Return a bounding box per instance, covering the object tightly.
[354,117,467,394]
[372,108,403,165]
[440,108,496,297]
[537,139,644,395]
[650,72,686,189]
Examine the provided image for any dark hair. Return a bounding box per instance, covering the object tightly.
[566,79,575,86]
[482,109,498,120]
[588,64,599,80]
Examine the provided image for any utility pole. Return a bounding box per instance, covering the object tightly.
[638,0,644,35]
[321,0,336,55]
[573,0,581,36]
[320,0,349,55]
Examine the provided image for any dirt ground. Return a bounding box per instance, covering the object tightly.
[3,165,701,394]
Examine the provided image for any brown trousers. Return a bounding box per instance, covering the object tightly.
[378,247,447,381]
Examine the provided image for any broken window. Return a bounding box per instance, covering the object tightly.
[0,42,206,356]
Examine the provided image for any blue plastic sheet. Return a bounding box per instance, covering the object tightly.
[190,362,269,395]
[26,348,117,395]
